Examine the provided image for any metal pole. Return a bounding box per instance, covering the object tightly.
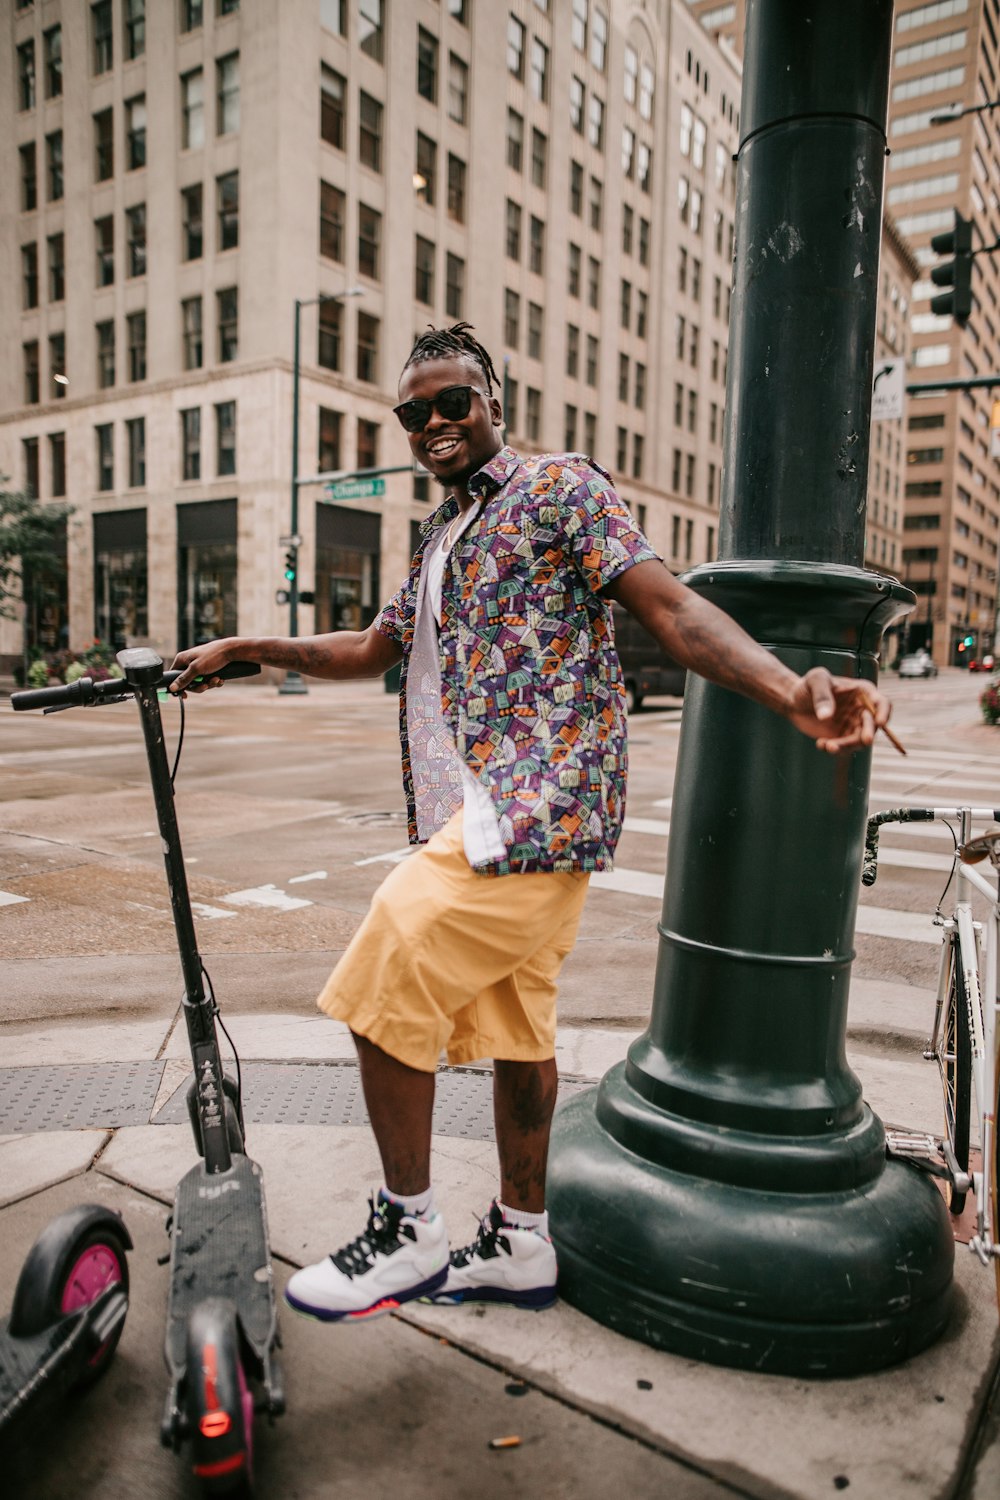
[280,299,308,696]
[548,0,953,1377]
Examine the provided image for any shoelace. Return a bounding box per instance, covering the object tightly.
[331,1196,404,1278]
[451,1207,508,1268]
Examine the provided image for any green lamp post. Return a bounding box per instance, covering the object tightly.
[547,0,954,1376]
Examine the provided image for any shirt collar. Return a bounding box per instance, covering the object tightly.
[418,445,521,535]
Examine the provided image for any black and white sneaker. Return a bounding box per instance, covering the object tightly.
[431,1201,558,1309]
[285,1194,449,1322]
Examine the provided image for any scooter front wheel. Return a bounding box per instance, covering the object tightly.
[186,1298,255,1498]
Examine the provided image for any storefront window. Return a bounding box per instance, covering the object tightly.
[176,498,238,649]
[314,504,380,635]
[94,507,149,650]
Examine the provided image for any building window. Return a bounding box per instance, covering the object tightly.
[182,297,203,370]
[321,65,346,149]
[182,0,204,29]
[507,15,525,80]
[181,70,205,150]
[215,402,236,476]
[17,40,35,111]
[572,0,587,51]
[506,199,522,260]
[565,404,578,450]
[417,27,438,102]
[527,302,543,359]
[49,332,66,398]
[20,144,37,211]
[529,216,545,275]
[570,76,585,133]
[318,407,342,472]
[216,53,240,135]
[688,390,698,432]
[357,311,379,383]
[586,334,598,386]
[359,0,384,62]
[640,62,654,121]
[126,205,146,277]
[318,299,343,370]
[507,109,524,171]
[23,342,39,404]
[320,0,346,33]
[531,128,547,189]
[357,418,379,470]
[126,96,147,170]
[217,288,238,362]
[638,282,648,336]
[566,324,579,378]
[181,408,201,481]
[449,0,468,23]
[618,353,629,402]
[97,321,115,387]
[92,1,113,73]
[359,92,383,172]
[415,236,435,304]
[94,109,114,181]
[633,432,644,480]
[591,8,608,71]
[587,255,600,310]
[125,0,146,60]
[447,154,466,223]
[127,418,146,488]
[589,95,605,150]
[526,388,541,442]
[358,204,382,279]
[48,233,65,302]
[96,424,114,490]
[638,142,652,193]
[635,363,646,411]
[44,25,62,99]
[416,132,437,205]
[217,172,239,250]
[22,244,38,310]
[505,378,519,433]
[182,185,203,260]
[589,175,602,230]
[50,432,67,497]
[568,243,581,297]
[622,126,635,179]
[504,289,520,346]
[320,182,345,261]
[570,160,583,216]
[448,53,468,124]
[446,253,464,319]
[620,279,632,329]
[217,0,239,14]
[530,38,549,102]
[127,311,146,380]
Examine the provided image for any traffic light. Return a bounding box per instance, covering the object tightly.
[930,211,973,325]
[284,549,297,583]
[964,634,975,648]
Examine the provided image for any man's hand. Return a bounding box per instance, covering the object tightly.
[785,669,900,755]
[169,639,238,694]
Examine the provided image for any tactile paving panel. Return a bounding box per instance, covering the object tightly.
[0,1062,165,1133]
[154,1061,590,1141]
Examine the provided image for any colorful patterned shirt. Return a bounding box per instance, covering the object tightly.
[375,446,658,874]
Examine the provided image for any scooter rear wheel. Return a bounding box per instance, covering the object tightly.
[186,1298,255,1498]
[58,1226,130,1386]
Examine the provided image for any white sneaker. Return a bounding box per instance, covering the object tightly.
[285,1194,449,1322]
[432,1201,558,1309]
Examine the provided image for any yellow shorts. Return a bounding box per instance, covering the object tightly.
[317,812,591,1072]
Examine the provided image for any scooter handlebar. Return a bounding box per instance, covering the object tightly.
[11,660,260,712]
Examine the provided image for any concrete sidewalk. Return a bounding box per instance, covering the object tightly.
[2,1000,998,1500]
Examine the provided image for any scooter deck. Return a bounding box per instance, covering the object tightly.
[164,1152,277,1376]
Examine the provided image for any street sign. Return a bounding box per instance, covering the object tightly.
[326,477,386,501]
[872,359,905,421]
[279,533,302,547]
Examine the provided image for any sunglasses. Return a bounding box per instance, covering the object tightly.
[393,384,487,433]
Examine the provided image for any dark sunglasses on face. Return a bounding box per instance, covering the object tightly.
[393,384,487,433]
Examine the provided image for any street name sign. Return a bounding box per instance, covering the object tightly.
[326,477,386,501]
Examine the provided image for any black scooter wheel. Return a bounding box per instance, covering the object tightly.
[10,1211,130,1388]
[186,1299,254,1498]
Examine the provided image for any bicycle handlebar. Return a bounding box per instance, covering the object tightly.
[862,805,1000,887]
[11,660,260,713]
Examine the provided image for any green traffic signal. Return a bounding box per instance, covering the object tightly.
[284,548,297,583]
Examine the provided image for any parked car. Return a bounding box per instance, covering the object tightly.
[968,654,995,673]
[898,651,938,679]
[612,604,687,712]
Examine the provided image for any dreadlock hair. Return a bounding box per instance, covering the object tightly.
[403,322,501,395]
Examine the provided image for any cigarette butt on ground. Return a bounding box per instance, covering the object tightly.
[879,723,907,755]
[489,1436,522,1450]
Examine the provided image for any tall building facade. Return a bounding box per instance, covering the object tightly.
[1,0,741,675]
[888,0,1000,665]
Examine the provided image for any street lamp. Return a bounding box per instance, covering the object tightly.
[281,287,363,696]
[930,99,1000,125]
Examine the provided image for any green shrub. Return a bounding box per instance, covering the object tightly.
[981,678,1000,725]
[26,658,51,688]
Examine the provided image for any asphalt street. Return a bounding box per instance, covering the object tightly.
[1,665,999,1499]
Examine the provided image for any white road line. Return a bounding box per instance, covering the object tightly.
[0,891,29,907]
[590,867,940,944]
[288,870,328,883]
[222,884,313,911]
[354,847,414,867]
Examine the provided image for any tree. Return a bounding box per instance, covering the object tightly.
[0,484,73,621]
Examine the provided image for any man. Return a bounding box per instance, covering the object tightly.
[171,322,894,1323]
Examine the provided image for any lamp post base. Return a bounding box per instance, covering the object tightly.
[277,671,309,696]
[549,1074,954,1377]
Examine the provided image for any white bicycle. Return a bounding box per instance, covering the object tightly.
[864,806,1000,1310]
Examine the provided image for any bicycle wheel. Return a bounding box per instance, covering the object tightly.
[941,940,972,1217]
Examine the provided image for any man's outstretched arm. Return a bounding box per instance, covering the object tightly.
[169,623,402,693]
[605,559,896,755]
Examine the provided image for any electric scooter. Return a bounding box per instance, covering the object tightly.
[0,1204,131,1446]
[12,648,285,1497]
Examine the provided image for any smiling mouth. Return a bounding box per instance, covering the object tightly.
[424,434,465,459]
